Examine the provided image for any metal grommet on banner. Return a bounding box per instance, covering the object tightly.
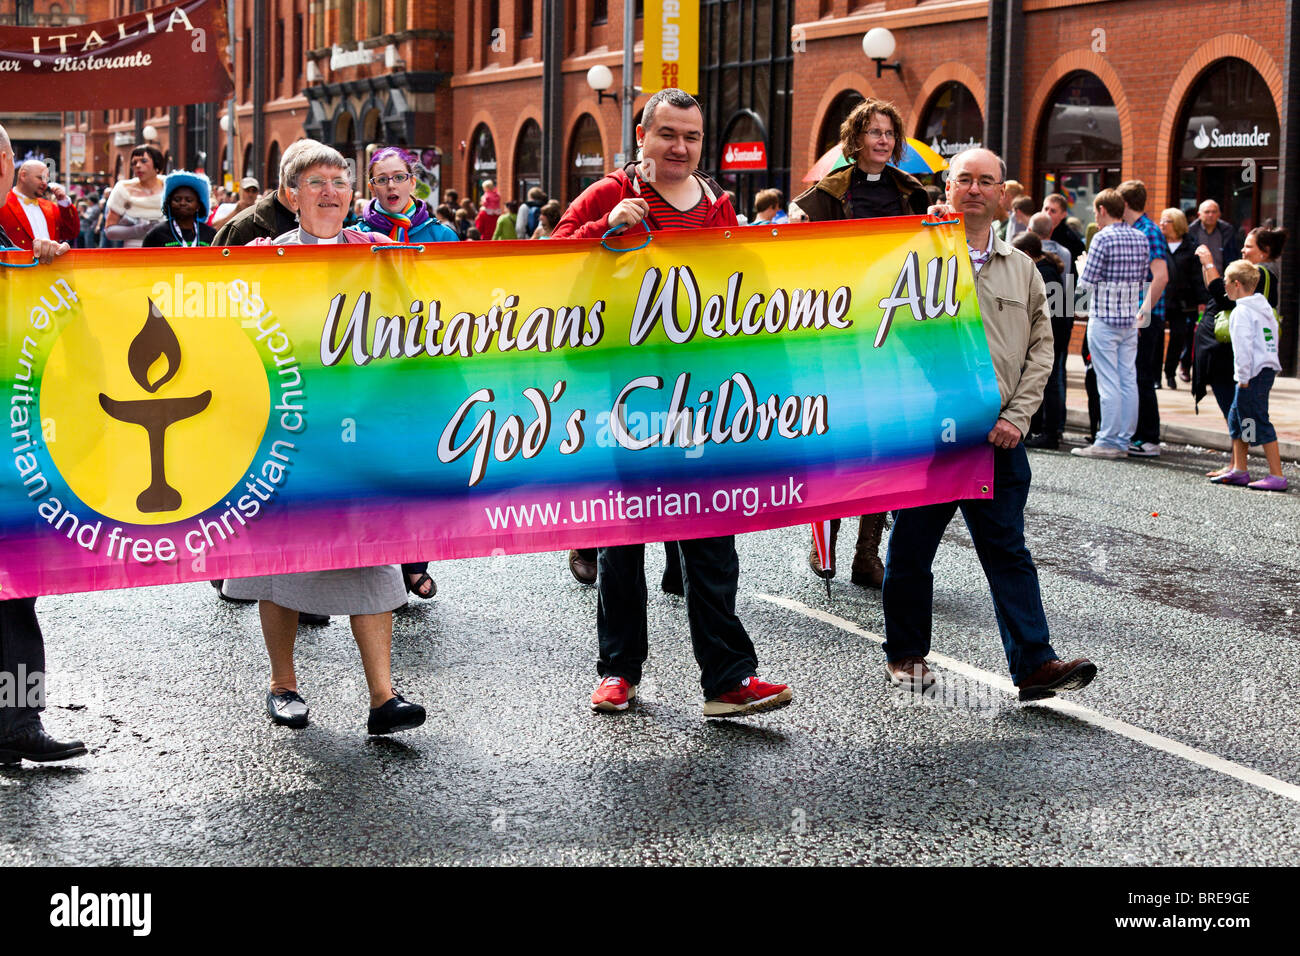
[724,230,732,238]
[221,248,231,256]
[922,218,960,226]
[601,226,652,253]
[981,485,990,494]
[277,248,285,255]
[372,243,425,252]
[771,228,779,236]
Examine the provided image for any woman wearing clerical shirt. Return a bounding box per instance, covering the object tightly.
[789,97,930,590]
[229,143,425,737]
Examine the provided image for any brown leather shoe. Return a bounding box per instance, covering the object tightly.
[850,513,886,588]
[568,549,597,586]
[1017,657,1097,701]
[884,656,935,691]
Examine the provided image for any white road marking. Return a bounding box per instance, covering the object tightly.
[755,592,1300,805]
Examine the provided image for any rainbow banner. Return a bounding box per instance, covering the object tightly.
[0,218,1000,598]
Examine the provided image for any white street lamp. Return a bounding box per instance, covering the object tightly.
[862,28,901,78]
[586,64,617,106]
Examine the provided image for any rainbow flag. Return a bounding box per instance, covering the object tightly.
[0,218,1000,598]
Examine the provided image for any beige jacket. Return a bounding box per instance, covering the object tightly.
[973,230,1055,438]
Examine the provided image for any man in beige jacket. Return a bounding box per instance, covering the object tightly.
[881,147,1098,702]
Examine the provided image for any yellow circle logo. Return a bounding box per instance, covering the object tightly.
[41,299,272,525]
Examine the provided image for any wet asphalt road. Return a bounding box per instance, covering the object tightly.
[2,433,1298,866]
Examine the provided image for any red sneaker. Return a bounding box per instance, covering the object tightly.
[703,676,793,718]
[590,676,636,712]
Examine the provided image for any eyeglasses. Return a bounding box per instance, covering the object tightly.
[369,173,412,187]
[299,177,351,191]
[864,128,896,141]
[951,175,1004,191]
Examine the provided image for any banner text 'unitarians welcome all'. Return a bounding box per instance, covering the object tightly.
[0,0,232,110]
[0,218,1000,598]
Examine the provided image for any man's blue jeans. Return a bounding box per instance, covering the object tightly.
[881,445,1058,685]
[1088,317,1139,451]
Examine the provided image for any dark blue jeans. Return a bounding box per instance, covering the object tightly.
[597,537,757,699]
[1031,315,1073,438]
[882,445,1058,685]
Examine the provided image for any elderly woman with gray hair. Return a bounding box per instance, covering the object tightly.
[226,143,425,736]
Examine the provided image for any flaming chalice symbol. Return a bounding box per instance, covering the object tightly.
[98,300,212,513]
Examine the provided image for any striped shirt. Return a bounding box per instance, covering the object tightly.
[1079,221,1150,328]
[643,182,710,230]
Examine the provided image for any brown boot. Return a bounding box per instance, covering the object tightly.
[808,518,840,578]
[850,513,886,589]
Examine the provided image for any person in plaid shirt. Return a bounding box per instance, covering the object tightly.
[1119,181,1170,457]
[1072,189,1152,459]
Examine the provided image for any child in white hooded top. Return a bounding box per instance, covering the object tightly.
[1209,259,1286,491]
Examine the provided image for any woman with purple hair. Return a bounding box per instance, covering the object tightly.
[356,146,459,246]
[355,146,457,599]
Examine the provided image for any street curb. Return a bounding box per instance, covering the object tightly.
[1065,409,1300,462]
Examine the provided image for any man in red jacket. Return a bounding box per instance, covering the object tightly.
[552,88,792,719]
[0,159,79,251]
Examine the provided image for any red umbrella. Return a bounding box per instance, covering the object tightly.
[810,519,834,601]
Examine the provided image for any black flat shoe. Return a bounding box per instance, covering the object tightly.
[0,727,87,764]
[211,579,256,604]
[266,689,309,728]
[1023,433,1059,450]
[300,613,330,626]
[367,694,426,735]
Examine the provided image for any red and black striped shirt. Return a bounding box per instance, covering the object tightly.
[642,182,711,230]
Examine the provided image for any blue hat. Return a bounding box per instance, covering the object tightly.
[163,170,212,221]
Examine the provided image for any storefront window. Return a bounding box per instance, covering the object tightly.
[717,110,768,221]
[470,124,497,201]
[514,119,542,202]
[817,90,863,160]
[1175,58,1280,233]
[1036,71,1121,230]
[918,82,983,161]
[567,114,605,204]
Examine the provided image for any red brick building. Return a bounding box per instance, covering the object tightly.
[792,0,1285,236]
[300,0,455,188]
[447,0,649,205]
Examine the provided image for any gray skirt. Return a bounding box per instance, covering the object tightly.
[223,565,405,615]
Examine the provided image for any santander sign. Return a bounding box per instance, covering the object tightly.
[721,141,766,171]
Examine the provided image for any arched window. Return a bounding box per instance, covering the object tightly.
[817,90,864,161]
[717,109,769,220]
[917,82,983,161]
[334,111,355,151]
[266,141,282,190]
[469,123,497,201]
[514,119,542,202]
[1174,58,1279,234]
[1034,71,1122,230]
[566,114,604,204]
[362,107,383,145]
